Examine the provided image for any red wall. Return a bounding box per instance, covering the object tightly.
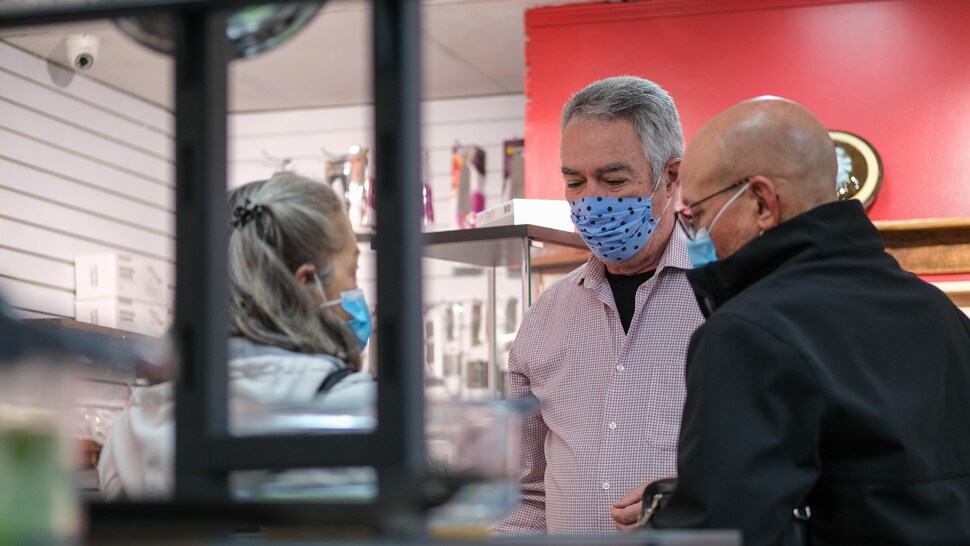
[524,0,970,221]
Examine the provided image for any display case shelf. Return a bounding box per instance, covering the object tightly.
[421,225,585,267]
[415,225,589,401]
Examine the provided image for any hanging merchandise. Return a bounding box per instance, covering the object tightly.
[503,298,519,350]
[464,299,489,396]
[325,151,350,220]
[502,138,525,203]
[325,146,372,232]
[467,146,486,226]
[347,146,371,231]
[442,302,463,397]
[262,149,295,177]
[423,185,434,230]
[421,149,435,230]
[450,144,469,229]
[450,144,486,229]
[364,150,377,231]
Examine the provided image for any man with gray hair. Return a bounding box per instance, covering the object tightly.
[494,76,704,534]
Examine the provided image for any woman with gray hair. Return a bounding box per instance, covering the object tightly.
[98,174,375,499]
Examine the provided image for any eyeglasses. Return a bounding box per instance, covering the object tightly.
[675,177,751,240]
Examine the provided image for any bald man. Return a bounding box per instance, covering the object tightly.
[638,97,970,544]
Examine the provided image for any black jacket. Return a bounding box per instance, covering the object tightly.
[651,200,970,545]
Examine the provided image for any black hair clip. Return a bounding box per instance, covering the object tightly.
[231,198,263,230]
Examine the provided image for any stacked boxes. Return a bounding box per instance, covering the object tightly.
[74,252,174,337]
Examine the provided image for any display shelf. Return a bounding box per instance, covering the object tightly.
[419,225,585,268]
[356,230,376,243]
[415,225,589,401]
[24,318,157,341]
[21,317,147,381]
[21,318,145,499]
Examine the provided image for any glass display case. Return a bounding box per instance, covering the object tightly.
[420,225,588,401]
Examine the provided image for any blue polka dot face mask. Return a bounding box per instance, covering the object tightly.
[569,184,672,264]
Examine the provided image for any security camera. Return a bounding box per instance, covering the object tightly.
[65,34,100,71]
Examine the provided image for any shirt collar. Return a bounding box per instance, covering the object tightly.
[576,225,691,288]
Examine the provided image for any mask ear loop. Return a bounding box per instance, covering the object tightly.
[314,272,340,308]
[651,169,674,223]
[654,194,673,223]
[708,182,750,235]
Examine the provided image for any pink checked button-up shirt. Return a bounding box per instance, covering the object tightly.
[495,227,705,534]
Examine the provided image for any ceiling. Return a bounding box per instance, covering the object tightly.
[0,0,592,112]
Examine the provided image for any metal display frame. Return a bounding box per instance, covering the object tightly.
[1,0,426,536]
[418,225,587,398]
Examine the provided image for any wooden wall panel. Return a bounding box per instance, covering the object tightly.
[876,218,970,276]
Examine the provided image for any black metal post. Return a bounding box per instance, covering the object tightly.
[172,6,232,502]
[2,0,433,532]
[373,0,426,535]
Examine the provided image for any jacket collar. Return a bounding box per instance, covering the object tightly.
[686,200,884,317]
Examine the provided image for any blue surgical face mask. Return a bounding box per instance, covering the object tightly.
[569,173,671,263]
[314,274,372,352]
[685,229,718,269]
[685,183,750,268]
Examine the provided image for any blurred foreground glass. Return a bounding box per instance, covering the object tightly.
[0,358,81,545]
[425,399,532,534]
[231,397,536,532]
[114,2,323,59]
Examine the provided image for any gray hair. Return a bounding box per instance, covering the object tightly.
[227,174,360,369]
[561,76,685,190]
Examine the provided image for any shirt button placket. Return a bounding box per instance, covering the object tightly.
[602,351,623,498]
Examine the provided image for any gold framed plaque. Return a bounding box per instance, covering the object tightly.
[829,130,883,209]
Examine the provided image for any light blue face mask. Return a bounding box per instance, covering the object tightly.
[568,173,671,263]
[314,274,372,352]
[685,182,750,268]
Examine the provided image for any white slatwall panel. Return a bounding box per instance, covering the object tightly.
[0,69,173,160]
[0,277,74,318]
[0,44,173,135]
[1,42,524,322]
[0,129,174,207]
[229,95,525,232]
[0,42,175,318]
[0,246,74,290]
[0,100,172,184]
[0,158,172,232]
[229,94,526,307]
[423,97,524,232]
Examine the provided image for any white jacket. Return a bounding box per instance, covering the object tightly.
[97,337,374,500]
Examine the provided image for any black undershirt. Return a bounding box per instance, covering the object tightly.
[605,269,656,334]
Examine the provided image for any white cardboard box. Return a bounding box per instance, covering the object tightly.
[75,297,172,338]
[75,252,173,304]
[474,199,573,232]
